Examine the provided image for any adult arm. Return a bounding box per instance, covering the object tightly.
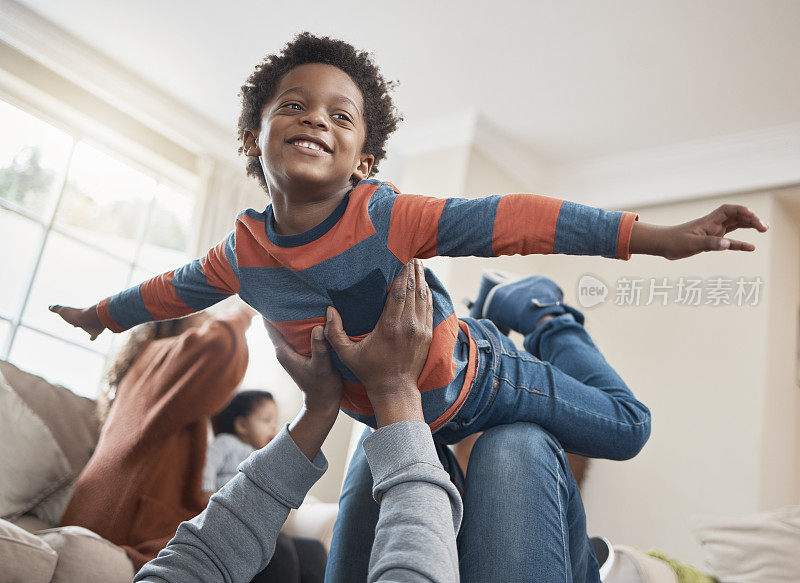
[326,259,462,582]
[134,424,327,583]
[50,233,240,339]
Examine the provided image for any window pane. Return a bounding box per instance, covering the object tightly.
[54,142,158,258]
[8,326,105,398]
[22,232,131,351]
[0,208,44,316]
[0,318,10,352]
[0,100,73,218]
[137,184,193,274]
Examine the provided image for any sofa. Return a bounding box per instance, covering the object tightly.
[0,359,338,583]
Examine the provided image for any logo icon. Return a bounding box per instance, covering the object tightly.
[577,274,608,308]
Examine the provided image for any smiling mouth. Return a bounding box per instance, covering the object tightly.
[286,137,331,154]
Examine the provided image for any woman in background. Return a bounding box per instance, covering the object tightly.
[58,305,253,569]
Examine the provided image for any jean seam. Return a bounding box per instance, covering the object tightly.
[497,347,649,429]
[555,455,568,583]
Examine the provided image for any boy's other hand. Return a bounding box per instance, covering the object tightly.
[264,320,342,417]
[324,259,433,426]
[631,204,769,260]
[49,304,105,341]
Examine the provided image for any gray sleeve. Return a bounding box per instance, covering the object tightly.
[201,436,226,493]
[362,420,462,583]
[134,424,327,583]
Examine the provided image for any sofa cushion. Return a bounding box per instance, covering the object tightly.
[690,505,800,582]
[37,526,135,583]
[0,360,100,473]
[0,518,58,583]
[0,372,72,520]
[0,360,101,526]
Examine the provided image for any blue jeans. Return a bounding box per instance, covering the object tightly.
[327,311,651,581]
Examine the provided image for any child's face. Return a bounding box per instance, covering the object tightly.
[245,63,374,196]
[236,400,279,449]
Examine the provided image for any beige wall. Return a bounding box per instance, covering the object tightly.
[399,143,800,569]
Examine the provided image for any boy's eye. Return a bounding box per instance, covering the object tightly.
[334,113,351,122]
[285,103,302,110]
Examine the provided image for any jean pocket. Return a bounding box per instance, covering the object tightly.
[453,339,499,429]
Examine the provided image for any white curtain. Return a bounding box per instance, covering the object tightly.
[192,155,267,254]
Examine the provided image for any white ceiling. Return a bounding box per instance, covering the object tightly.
[11,0,800,165]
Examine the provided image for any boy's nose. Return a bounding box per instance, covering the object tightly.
[301,110,329,129]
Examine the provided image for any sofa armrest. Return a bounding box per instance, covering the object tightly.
[281,496,338,551]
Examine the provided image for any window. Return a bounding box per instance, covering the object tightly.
[0,98,193,398]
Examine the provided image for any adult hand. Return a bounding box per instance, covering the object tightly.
[264,320,342,461]
[264,322,342,416]
[324,259,434,427]
[630,204,769,260]
[49,304,105,340]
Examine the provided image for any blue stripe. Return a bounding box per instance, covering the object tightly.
[553,201,622,258]
[172,259,231,311]
[109,284,153,329]
[437,196,500,257]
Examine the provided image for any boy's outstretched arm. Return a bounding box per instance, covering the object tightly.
[48,233,241,340]
[379,185,769,263]
[629,204,769,260]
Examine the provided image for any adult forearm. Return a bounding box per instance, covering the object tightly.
[135,425,327,582]
[369,381,425,428]
[288,404,339,461]
[363,420,462,583]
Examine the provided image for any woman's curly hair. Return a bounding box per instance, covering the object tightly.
[236,32,403,191]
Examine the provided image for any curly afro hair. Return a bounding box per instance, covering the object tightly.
[237,32,404,192]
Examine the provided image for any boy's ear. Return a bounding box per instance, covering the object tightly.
[243,130,261,157]
[352,153,375,182]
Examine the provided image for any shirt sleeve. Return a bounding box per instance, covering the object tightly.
[201,437,226,493]
[362,420,462,583]
[96,232,240,333]
[133,424,327,583]
[384,191,639,264]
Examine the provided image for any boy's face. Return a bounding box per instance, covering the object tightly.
[244,63,374,196]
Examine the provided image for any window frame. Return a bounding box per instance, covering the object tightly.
[0,96,196,396]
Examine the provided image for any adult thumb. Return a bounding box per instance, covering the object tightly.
[324,306,353,353]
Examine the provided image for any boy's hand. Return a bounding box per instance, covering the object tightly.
[49,304,105,341]
[264,321,342,416]
[631,204,769,260]
[324,259,433,426]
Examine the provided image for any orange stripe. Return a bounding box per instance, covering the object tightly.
[238,182,380,270]
[266,317,327,356]
[340,380,375,415]
[141,271,194,320]
[201,238,240,294]
[428,320,478,432]
[387,195,447,262]
[417,313,458,391]
[616,212,639,260]
[96,298,124,333]
[492,194,562,256]
[336,316,478,432]
[235,217,282,269]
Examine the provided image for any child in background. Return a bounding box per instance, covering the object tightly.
[203,390,279,494]
[50,32,768,463]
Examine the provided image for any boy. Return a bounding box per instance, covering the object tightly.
[51,32,768,461]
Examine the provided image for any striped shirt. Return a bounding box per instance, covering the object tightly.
[97,179,638,430]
